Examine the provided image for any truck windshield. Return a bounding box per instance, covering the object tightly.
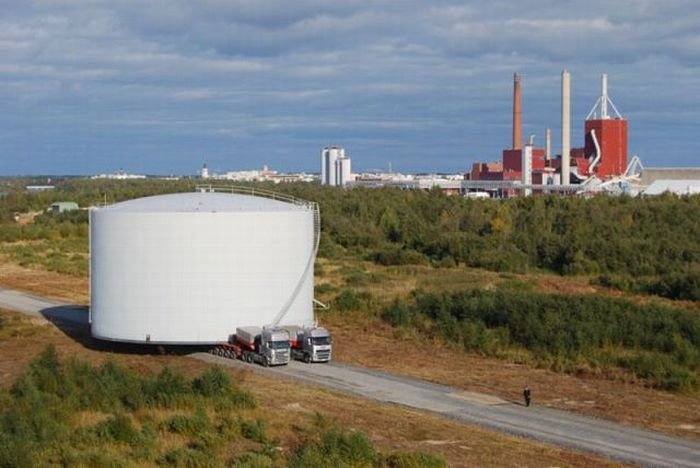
[311,337,331,345]
[269,341,289,350]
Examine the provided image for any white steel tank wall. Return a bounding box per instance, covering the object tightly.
[90,209,314,344]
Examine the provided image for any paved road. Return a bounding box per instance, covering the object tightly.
[1,288,699,467]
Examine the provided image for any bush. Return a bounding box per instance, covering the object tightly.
[289,427,377,468]
[145,367,189,408]
[381,451,447,468]
[94,414,139,444]
[240,419,268,443]
[333,288,375,312]
[164,408,210,437]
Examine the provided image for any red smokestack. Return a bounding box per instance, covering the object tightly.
[513,72,522,150]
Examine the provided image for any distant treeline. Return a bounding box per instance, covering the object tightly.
[1,179,699,299]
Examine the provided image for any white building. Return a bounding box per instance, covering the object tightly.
[201,163,209,179]
[321,146,352,187]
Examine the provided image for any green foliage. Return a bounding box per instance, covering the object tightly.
[382,289,700,391]
[164,409,210,437]
[594,266,700,302]
[93,414,140,444]
[229,452,276,467]
[0,351,256,466]
[240,418,268,443]
[333,288,375,312]
[289,427,377,468]
[158,445,217,467]
[380,451,447,468]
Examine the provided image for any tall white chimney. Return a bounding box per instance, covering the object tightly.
[601,74,609,119]
[522,142,533,196]
[561,70,571,186]
[545,128,551,162]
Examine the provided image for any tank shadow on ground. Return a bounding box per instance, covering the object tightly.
[39,305,209,357]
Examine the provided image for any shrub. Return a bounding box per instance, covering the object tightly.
[240,418,267,443]
[158,446,216,467]
[145,367,189,408]
[192,367,232,397]
[228,452,276,467]
[289,427,377,468]
[381,451,447,468]
[94,414,139,444]
[163,408,210,437]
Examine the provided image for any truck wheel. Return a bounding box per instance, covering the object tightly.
[303,353,311,364]
[245,353,253,364]
[262,356,269,367]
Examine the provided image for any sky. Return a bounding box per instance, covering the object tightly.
[1,1,699,176]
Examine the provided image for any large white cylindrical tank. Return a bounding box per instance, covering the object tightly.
[90,191,316,344]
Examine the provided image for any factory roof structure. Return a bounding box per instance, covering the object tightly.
[643,180,700,196]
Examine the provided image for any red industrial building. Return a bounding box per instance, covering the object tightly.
[584,118,628,178]
[466,72,629,191]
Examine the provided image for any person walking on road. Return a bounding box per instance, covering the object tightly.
[523,386,531,407]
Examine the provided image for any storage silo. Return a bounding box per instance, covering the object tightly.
[89,187,319,344]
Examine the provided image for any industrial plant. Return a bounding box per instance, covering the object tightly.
[465,70,641,196]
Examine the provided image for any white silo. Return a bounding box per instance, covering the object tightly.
[521,144,532,196]
[89,188,319,344]
[335,157,352,187]
[321,146,344,186]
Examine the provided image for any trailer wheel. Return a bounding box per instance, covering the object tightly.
[303,353,311,364]
[224,350,231,359]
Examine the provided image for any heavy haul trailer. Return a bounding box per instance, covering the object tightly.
[210,326,291,367]
[209,325,332,366]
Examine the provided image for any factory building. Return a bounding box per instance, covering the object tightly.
[583,75,628,179]
[320,146,352,187]
[466,71,632,196]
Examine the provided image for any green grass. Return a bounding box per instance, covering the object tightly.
[0,238,88,276]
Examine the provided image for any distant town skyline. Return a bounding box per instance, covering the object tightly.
[1,1,699,175]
